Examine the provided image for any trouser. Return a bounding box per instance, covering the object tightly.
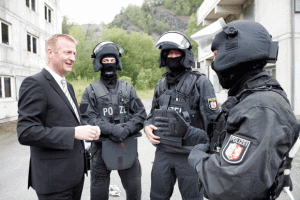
[36,175,84,200]
[150,148,203,200]
[90,143,142,200]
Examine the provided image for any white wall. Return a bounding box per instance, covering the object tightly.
[195,0,300,116]
[0,0,62,123]
[293,11,300,116]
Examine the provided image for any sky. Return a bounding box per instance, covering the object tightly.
[60,0,145,25]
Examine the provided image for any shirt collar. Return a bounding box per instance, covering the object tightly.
[44,66,65,88]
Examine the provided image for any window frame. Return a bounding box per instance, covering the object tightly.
[26,0,36,12]
[45,4,53,23]
[0,76,13,99]
[27,33,38,54]
[0,20,10,46]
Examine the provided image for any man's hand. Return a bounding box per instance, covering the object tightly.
[144,125,160,144]
[75,125,100,141]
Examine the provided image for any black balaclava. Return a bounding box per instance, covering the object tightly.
[212,60,267,90]
[164,50,186,85]
[100,54,118,89]
[228,68,263,96]
[212,61,240,89]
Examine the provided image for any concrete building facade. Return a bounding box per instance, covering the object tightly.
[191,0,300,116]
[0,0,62,123]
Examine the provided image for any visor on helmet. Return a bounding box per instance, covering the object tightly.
[154,31,192,50]
[91,41,124,58]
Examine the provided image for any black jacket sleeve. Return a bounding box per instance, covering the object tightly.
[189,91,298,199]
[17,76,76,150]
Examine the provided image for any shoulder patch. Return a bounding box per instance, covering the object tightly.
[222,135,251,164]
[207,98,218,110]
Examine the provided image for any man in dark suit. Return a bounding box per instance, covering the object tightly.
[17,34,100,200]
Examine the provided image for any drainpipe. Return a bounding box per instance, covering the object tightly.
[291,0,295,110]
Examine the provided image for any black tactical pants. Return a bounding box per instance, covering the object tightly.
[90,143,142,200]
[150,148,203,200]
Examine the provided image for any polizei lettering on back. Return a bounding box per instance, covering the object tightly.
[103,106,126,116]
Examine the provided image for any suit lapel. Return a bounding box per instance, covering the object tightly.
[42,69,85,149]
[42,69,80,123]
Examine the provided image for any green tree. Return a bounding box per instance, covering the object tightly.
[188,0,204,15]
[162,0,203,15]
[62,16,75,34]
[66,25,97,80]
[100,27,165,89]
[136,68,152,90]
[119,76,132,84]
[155,21,170,35]
[185,13,202,57]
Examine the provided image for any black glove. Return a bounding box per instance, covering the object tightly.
[154,109,189,137]
[188,143,210,169]
[110,124,130,142]
[109,135,121,143]
[124,121,136,133]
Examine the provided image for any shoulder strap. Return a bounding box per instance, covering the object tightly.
[157,77,167,97]
[90,80,110,98]
[178,74,198,96]
[176,70,201,97]
[119,80,131,99]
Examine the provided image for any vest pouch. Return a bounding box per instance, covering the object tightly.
[153,108,183,148]
[102,136,137,170]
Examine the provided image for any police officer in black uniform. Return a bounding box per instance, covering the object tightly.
[144,31,219,200]
[80,41,147,200]
[183,20,300,199]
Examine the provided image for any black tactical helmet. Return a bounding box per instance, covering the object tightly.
[154,31,194,69]
[91,41,124,72]
[211,20,278,75]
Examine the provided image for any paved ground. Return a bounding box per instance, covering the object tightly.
[0,99,299,200]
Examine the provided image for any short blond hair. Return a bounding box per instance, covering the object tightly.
[46,34,77,52]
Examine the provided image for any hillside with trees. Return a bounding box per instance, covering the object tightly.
[109,0,203,51]
[62,0,203,90]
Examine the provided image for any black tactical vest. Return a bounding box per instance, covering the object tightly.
[152,70,205,154]
[89,80,132,125]
[88,80,139,170]
[155,70,203,129]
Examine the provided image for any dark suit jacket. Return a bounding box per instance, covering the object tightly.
[17,69,87,194]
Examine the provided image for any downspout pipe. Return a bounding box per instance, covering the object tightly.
[291,0,295,110]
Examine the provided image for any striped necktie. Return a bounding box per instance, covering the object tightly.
[61,79,80,122]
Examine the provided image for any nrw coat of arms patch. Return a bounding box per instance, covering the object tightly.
[207,98,218,110]
[222,135,251,164]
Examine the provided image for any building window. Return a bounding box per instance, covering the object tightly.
[193,62,200,69]
[1,21,9,45]
[26,0,36,12]
[295,0,300,12]
[27,34,37,54]
[45,5,52,23]
[0,76,12,98]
